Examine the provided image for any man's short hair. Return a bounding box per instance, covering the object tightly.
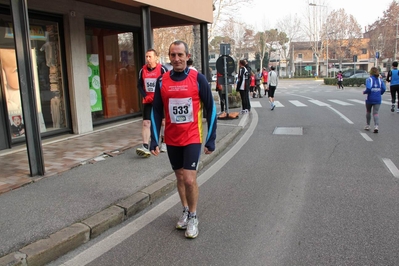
[393,61,398,67]
[146,48,158,56]
[168,40,189,56]
[270,66,275,70]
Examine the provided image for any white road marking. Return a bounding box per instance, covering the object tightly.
[309,100,330,106]
[250,101,262,108]
[360,133,373,141]
[273,101,284,107]
[327,106,354,124]
[328,100,353,106]
[289,100,307,107]
[348,99,365,104]
[382,158,399,178]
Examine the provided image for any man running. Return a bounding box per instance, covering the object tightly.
[387,61,399,112]
[136,49,168,158]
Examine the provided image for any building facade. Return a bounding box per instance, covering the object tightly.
[291,38,376,78]
[0,0,213,175]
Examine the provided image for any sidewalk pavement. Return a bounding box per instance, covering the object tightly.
[0,106,250,266]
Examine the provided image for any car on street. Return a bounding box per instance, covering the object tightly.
[348,73,370,78]
[212,74,217,82]
[342,69,367,78]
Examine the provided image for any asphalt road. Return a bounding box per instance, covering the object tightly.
[51,79,399,266]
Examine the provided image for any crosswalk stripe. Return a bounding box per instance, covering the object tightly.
[348,99,365,104]
[289,100,307,107]
[250,99,391,108]
[328,100,353,106]
[250,102,262,108]
[309,100,330,106]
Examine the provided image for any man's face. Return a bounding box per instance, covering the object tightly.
[145,51,157,68]
[169,43,189,72]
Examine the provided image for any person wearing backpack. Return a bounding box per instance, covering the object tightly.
[386,61,399,112]
[363,67,386,133]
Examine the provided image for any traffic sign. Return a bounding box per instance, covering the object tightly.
[216,55,235,75]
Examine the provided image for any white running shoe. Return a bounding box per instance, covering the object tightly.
[160,143,167,153]
[364,125,370,131]
[374,126,379,133]
[185,216,199,239]
[176,210,189,230]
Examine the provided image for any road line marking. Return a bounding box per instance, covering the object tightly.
[289,100,307,107]
[309,100,330,106]
[360,133,373,141]
[348,99,365,104]
[382,158,399,178]
[250,101,262,108]
[328,100,353,106]
[327,106,354,124]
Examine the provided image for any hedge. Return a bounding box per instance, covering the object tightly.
[323,77,368,87]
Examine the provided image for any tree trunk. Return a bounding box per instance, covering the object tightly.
[192,25,202,73]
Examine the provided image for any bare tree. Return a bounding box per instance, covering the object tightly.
[210,0,252,41]
[153,26,194,64]
[277,14,303,76]
[254,31,271,70]
[221,17,248,72]
[326,9,363,70]
[366,1,399,65]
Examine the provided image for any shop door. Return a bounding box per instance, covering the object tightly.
[0,86,11,150]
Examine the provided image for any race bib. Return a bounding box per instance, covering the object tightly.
[168,97,194,124]
[145,78,157,92]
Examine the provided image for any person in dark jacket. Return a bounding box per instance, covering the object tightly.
[236,60,250,113]
[363,67,386,133]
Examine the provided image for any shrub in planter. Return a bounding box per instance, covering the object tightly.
[228,89,241,108]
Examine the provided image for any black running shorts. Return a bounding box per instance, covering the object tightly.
[167,143,202,170]
[142,103,152,120]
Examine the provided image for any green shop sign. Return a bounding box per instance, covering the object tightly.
[87,54,103,112]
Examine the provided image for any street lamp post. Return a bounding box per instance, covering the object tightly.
[309,3,328,77]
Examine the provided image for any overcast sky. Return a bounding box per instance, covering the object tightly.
[241,0,394,32]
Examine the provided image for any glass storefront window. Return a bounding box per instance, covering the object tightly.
[0,15,67,140]
[85,25,140,122]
